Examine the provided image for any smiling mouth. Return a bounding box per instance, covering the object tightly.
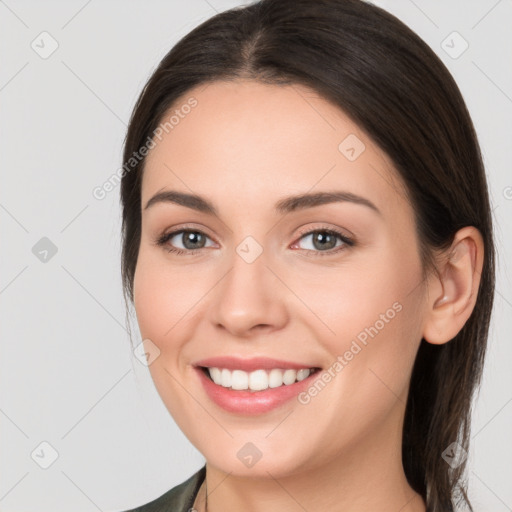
[199,366,322,392]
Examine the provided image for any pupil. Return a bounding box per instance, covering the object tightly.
[313,232,336,250]
[183,232,204,250]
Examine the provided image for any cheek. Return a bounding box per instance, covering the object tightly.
[349,261,423,395]
[133,252,165,341]
[133,248,205,343]
[294,267,424,456]
[314,243,424,390]
[289,253,416,347]
[133,251,201,426]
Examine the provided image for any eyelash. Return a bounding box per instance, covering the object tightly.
[154,225,355,257]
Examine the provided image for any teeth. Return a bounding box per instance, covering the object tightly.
[268,368,283,388]
[220,368,231,387]
[249,369,268,391]
[206,367,313,391]
[296,368,311,381]
[231,369,249,390]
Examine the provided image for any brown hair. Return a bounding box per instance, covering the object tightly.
[119,1,496,510]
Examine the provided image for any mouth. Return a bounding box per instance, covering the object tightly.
[198,366,322,393]
[192,357,323,415]
[191,355,324,414]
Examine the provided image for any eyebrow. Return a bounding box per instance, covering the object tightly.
[144,189,381,216]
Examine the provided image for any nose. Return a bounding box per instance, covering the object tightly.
[208,248,289,338]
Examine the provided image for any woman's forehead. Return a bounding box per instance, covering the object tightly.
[142,80,409,215]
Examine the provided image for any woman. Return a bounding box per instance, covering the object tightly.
[120,0,495,510]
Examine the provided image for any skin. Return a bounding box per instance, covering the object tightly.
[133,79,484,512]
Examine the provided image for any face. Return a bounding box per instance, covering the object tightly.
[133,79,429,478]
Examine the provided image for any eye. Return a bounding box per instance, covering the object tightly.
[155,228,216,255]
[291,227,355,256]
[154,225,355,257]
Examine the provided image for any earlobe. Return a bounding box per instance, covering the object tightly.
[422,227,484,345]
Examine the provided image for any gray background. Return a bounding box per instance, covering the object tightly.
[0,0,511,510]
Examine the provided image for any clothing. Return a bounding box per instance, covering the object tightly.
[123,465,206,512]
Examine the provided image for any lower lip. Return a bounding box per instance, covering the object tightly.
[195,367,320,415]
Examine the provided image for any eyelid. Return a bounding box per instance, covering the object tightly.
[156,222,215,238]
[294,223,354,242]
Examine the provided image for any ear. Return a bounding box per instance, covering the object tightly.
[422,226,485,345]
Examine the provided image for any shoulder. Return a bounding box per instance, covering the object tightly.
[122,465,206,512]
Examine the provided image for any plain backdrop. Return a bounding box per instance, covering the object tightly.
[1,1,511,511]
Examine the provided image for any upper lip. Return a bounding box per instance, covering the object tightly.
[193,356,321,372]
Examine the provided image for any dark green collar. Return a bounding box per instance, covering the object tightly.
[124,464,206,512]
